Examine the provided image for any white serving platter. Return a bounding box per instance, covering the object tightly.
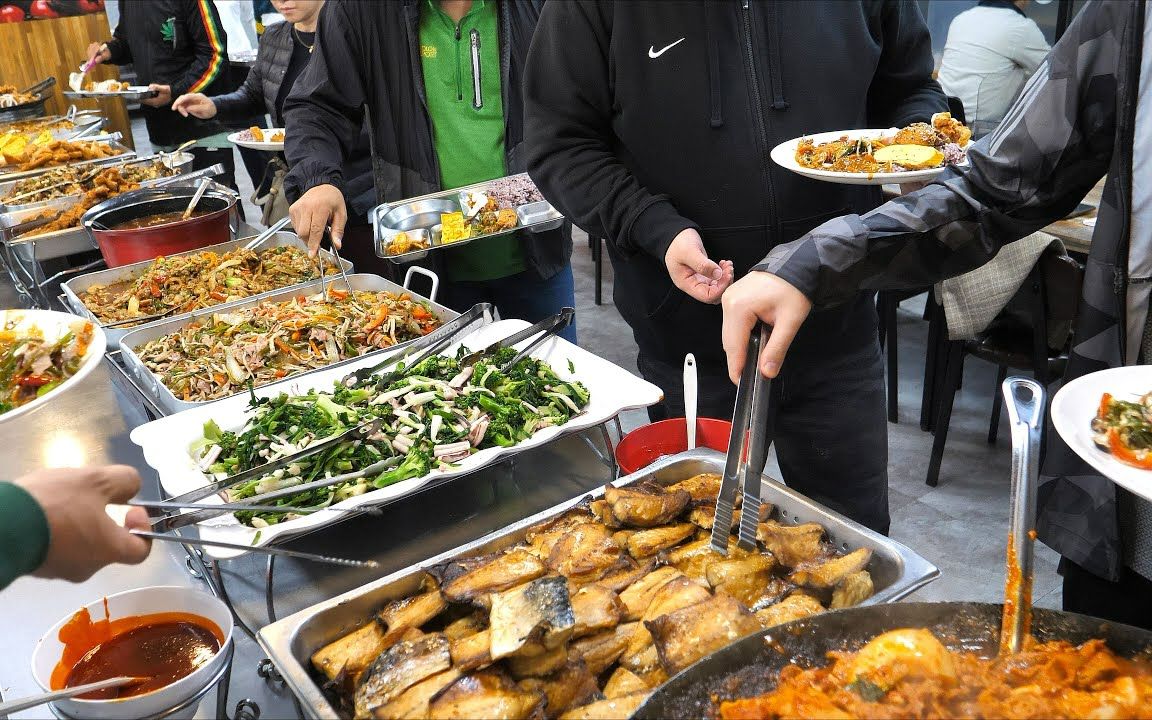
[227,128,284,152]
[770,128,965,186]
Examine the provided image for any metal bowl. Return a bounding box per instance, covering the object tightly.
[377,198,459,232]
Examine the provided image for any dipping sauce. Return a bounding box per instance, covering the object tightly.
[52,604,224,700]
[110,209,211,230]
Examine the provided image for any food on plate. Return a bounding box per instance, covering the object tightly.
[18,167,141,237]
[0,84,37,108]
[236,127,283,143]
[383,230,429,256]
[460,191,520,234]
[0,315,94,415]
[485,174,545,207]
[249,126,265,142]
[193,346,592,528]
[441,211,470,243]
[1092,392,1152,469]
[269,129,285,142]
[2,138,126,171]
[83,79,131,93]
[51,605,224,699]
[1,160,175,205]
[304,473,876,719]
[716,628,1152,719]
[794,112,970,174]
[78,245,336,326]
[136,288,443,402]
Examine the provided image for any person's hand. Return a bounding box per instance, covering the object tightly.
[171,93,217,119]
[290,184,347,256]
[14,465,152,583]
[85,42,110,66]
[664,228,734,304]
[141,84,172,108]
[721,270,813,382]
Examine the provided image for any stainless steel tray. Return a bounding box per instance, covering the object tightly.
[0,140,135,184]
[61,232,354,349]
[257,448,940,719]
[371,173,564,264]
[116,272,455,416]
[0,196,95,263]
[0,155,200,214]
[64,86,159,101]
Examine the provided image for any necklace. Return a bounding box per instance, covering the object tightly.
[293,26,314,53]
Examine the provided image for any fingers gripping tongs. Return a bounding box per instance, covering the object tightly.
[710,322,777,555]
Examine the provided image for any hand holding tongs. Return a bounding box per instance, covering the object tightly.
[458,307,575,370]
[710,323,777,555]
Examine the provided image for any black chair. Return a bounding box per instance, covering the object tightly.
[877,289,933,423]
[924,249,1082,486]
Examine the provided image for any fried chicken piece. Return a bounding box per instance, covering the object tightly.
[932,111,972,147]
[892,122,946,147]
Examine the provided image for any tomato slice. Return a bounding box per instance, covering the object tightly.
[1107,428,1152,469]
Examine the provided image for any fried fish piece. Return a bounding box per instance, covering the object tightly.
[749,577,797,612]
[754,593,826,630]
[570,584,624,638]
[448,629,492,672]
[519,660,600,717]
[440,548,547,605]
[570,621,638,675]
[625,523,696,559]
[442,613,486,641]
[505,642,570,678]
[604,482,690,528]
[665,472,723,502]
[427,670,545,720]
[791,547,872,589]
[602,667,648,699]
[664,537,752,584]
[547,521,623,581]
[371,668,461,720]
[647,594,762,676]
[757,520,826,567]
[526,506,600,559]
[594,557,656,594]
[379,590,448,634]
[618,566,683,621]
[354,633,451,719]
[558,693,652,720]
[688,503,717,530]
[311,619,389,685]
[830,569,875,609]
[489,576,575,659]
[706,554,776,607]
[589,498,621,528]
[622,576,712,667]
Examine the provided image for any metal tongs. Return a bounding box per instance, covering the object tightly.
[459,307,575,369]
[711,323,776,555]
[341,302,494,388]
[1000,376,1044,654]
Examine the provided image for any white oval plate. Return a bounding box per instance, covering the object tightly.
[1051,365,1152,503]
[770,128,965,186]
[0,309,106,426]
[227,129,284,152]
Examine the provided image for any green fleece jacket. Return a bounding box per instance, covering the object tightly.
[0,482,49,589]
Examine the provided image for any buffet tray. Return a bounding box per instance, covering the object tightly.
[117,272,457,416]
[0,155,200,214]
[0,196,96,263]
[128,318,664,557]
[64,86,159,101]
[256,448,940,719]
[371,173,564,264]
[61,231,354,349]
[0,140,134,184]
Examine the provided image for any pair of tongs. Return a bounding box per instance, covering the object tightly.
[459,307,575,370]
[711,323,777,555]
[341,302,494,388]
[316,225,352,295]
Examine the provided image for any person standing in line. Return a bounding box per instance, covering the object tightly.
[280,0,576,340]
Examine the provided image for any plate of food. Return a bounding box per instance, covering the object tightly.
[228,127,285,151]
[64,80,158,100]
[0,308,105,424]
[1051,365,1152,502]
[770,112,972,186]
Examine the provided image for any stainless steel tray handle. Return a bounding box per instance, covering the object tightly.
[403,265,440,303]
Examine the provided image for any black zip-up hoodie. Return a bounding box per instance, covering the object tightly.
[105,0,229,147]
[525,0,946,366]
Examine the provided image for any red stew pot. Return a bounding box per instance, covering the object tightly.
[82,186,238,267]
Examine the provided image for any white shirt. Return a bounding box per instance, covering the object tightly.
[937,4,1050,132]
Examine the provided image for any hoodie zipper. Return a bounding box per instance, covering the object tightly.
[453,22,463,101]
[739,0,778,231]
[470,28,483,109]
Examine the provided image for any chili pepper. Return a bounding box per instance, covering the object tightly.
[1107,427,1152,469]
[16,374,52,387]
[1098,393,1113,420]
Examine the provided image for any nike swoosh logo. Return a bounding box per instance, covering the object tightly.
[648,38,685,59]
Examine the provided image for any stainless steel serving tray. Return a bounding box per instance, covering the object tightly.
[64,86,159,101]
[0,196,95,263]
[0,140,134,184]
[371,173,564,264]
[116,272,456,416]
[60,232,354,349]
[257,448,940,719]
[0,154,200,214]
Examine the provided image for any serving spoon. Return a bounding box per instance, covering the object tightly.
[181,177,212,220]
[0,676,149,715]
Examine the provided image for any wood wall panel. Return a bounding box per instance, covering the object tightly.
[0,13,133,148]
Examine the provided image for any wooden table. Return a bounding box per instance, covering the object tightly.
[1041,179,1103,256]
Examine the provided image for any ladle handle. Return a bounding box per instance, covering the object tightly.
[999,376,1044,654]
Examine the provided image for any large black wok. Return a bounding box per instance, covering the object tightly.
[633,601,1152,720]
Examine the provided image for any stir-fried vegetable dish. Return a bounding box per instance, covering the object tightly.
[795,112,971,174]
[718,628,1152,719]
[137,288,443,402]
[1,160,176,205]
[194,346,590,527]
[78,246,336,326]
[1092,392,1152,469]
[0,318,93,414]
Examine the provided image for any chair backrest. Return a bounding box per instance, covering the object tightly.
[1038,250,1083,349]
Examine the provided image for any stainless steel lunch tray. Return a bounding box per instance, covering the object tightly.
[371,173,564,264]
[61,231,354,349]
[257,448,940,719]
[0,140,135,184]
[116,271,456,416]
[63,86,159,101]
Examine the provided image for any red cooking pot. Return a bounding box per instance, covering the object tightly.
[615,417,733,476]
[82,186,238,267]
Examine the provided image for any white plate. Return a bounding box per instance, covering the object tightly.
[227,129,284,152]
[1051,365,1152,503]
[0,309,106,426]
[130,319,664,557]
[770,128,964,186]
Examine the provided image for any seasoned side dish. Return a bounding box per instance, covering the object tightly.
[1,160,175,205]
[78,246,336,326]
[718,628,1152,719]
[0,317,94,414]
[19,167,141,237]
[137,288,442,402]
[795,112,971,174]
[1092,392,1152,469]
[304,471,876,719]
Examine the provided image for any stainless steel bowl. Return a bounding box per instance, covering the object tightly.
[377,198,459,231]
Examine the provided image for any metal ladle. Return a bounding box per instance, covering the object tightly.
[181,178,212,220]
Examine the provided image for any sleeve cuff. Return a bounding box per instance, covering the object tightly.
[625,199,697,260]
[0,482,50,589]
[285,169,345,203]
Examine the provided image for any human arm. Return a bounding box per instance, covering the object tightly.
[167,0,228,99]
[96,19,131,66]
[866,0,948,127]
[0,466,151,589]
[204,47,265,121]
[1010,19,1052,76]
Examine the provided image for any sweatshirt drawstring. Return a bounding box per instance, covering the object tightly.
[764,1,789,111]
[704,1,724,127]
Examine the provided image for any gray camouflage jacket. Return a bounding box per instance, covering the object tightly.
[760,0,1145,581]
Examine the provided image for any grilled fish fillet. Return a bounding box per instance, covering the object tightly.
[593,557,656,594]
[505,642,570,678]
[311,619,389,685]
[647,594,761,676]
[757,520,826,567]
[665,537,752,584]
[570,584,624,638]
[625,523,696,558]
[754,593,826,630]
[791,547,872,589]
[665,472,723,502]
[448,629,492,672]
[830,569,875,609]
[441,548,547,605]
[618,566,683,621]
[519,660,600,716]
[489,576,575,659]
[355,633,452,718]
[371,668,461,720]
[707,554,776,607]
[603,482,690,528]
[427,670,545,720]
[570,621,638,675]
[602,666,648,698]
[547,522,622,581]
[558,692,651,720]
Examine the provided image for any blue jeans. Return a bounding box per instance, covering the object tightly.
[438,264,578,344]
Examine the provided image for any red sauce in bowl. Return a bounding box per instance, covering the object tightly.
[50,602,224,699]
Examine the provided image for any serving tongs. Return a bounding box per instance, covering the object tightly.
[243,216,292,251]
[711,323,776,555]
[341,301,494,388]
[459,306,575,369]
[101,307,178,329]
[999,376,1045,654]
